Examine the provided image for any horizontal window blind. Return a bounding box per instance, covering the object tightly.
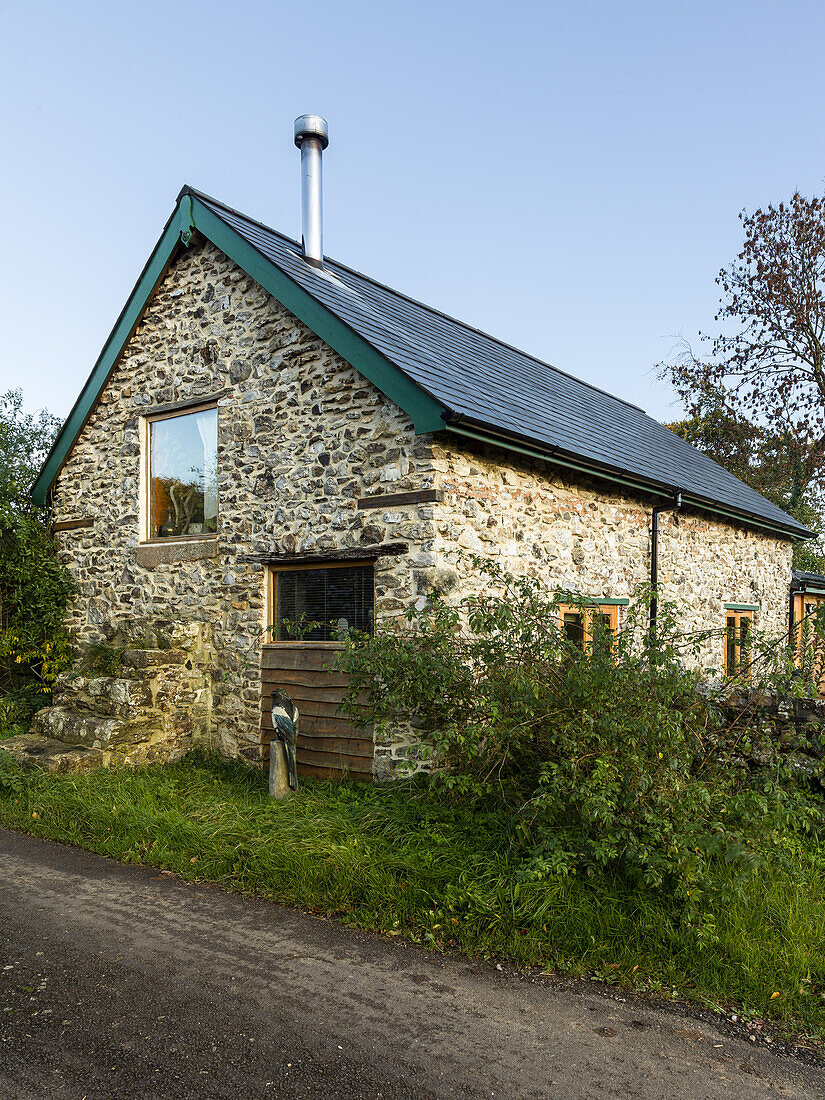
[276,565,374,642]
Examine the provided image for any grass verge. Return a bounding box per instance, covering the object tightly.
[1,751,824,1043]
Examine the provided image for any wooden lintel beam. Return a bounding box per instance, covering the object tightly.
[238,542,408,567]
[52,518,94,532]
[356,489,443,510]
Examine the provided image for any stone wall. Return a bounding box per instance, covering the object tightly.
[50,235,795,773]
[428,437,793,674]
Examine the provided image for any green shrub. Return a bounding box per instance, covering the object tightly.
[0,390,74,729]
[337,559,821,913]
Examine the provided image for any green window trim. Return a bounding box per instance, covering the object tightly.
[724,603,759,612]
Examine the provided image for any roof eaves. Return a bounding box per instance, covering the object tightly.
[445,415,813,541]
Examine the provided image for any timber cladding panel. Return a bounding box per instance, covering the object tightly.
[259,645,374,780]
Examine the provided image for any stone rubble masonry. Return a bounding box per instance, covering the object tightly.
[49,237,794,776]
[51,238,438,769]
[429,438,793,677]
[27,620,212,770]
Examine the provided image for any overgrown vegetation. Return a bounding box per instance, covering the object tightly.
[0,390,74,733]
[337,562,823,918]
[0,750,823,1040]
[77,641,125,677]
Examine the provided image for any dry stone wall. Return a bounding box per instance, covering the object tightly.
[50,236,795,774]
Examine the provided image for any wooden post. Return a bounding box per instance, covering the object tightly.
[269,738,291,799]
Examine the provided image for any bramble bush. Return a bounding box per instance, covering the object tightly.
[337,558,822,912]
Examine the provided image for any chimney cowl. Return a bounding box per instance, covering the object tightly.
[294,114,329,150]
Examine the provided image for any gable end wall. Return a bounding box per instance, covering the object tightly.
[50,238,439,761]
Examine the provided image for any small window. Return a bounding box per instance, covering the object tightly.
[270,564,374,642]
[793,594,825,677]
[724,611,753,677]
[562,611,585,648]
[147,405,218,540]
[558,603,620,651]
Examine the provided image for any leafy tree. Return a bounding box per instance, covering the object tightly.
[666,379,825,571]
[661,193,825,568]
[0,390,62,521]
[0,391,74,732]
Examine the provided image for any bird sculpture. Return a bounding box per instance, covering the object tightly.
[270,689,299,791]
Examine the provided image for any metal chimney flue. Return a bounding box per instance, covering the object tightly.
[293,114,329,267]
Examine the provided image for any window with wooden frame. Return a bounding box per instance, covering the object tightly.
[558,601,623,651]
[267,562,375,644]
[792,592,825,680]
[724,605,756,678]
[141,403,218,541]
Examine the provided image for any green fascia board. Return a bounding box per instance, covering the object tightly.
[32,198,195,506]
[724,603,760,612]
[31,194,446,505]
[560,597,631,607]
[188,198,446,436]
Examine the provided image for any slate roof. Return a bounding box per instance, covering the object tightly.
[189,189,811,539]
[792,570,825,590]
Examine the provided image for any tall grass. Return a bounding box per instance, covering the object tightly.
[1,752,824,1040]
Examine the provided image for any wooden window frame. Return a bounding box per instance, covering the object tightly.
[264,560,376,648]
[724,609,754,679]
[793,592,825,650]
[558,601,622,650]
[139,401,219,545]
[792,593,825,685]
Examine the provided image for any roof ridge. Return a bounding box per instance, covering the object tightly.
[183,185,647,416]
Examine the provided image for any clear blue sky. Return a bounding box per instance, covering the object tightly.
[2,0,824,424]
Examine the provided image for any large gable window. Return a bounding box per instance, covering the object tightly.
[146,405,218,540]
[269,563,374,642]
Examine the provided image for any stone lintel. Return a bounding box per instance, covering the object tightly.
[135,539,219,569]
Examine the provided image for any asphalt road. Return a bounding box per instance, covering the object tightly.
[1,829,823,1099]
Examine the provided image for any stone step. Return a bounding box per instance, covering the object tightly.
[109,619,210,655]
[52,674,154,718]
[31,705,165,750]
[0,733,106,774]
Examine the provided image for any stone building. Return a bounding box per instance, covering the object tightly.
[26,145,812,778]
